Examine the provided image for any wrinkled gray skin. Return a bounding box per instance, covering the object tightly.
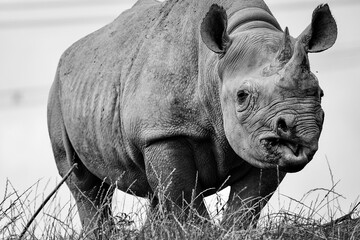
[47,0,337,237]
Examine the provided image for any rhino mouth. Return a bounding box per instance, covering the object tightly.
[260,137,308,172]
[261,137,301,156]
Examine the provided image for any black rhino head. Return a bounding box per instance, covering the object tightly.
[201,4,337,172]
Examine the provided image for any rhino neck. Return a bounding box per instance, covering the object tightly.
[196,51,234,156]
[227,7,282,34]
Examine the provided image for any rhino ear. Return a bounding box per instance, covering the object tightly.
[200,4,230,55]
[298,4,337,53]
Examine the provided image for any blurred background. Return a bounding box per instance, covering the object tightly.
[0,0,359,232]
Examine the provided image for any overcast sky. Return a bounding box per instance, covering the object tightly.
[0,0,359,231]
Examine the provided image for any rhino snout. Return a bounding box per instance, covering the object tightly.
[259,114,321,172]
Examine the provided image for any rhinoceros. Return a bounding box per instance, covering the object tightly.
[47,0,337,236]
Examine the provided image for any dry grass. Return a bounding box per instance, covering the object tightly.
[0,179,80,239]
[1,177,359,240]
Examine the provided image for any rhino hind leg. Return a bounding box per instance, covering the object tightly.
[52,127,115,239]
[48,77,115,238]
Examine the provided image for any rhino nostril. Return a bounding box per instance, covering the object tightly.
[277,118,289,134]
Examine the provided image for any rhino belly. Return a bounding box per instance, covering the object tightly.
[60,77,151,197]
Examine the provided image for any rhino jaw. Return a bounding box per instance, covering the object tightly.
[259,136,317,172]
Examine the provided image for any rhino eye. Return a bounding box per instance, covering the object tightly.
[237,90,250,105]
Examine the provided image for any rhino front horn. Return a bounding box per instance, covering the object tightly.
[279,39,310,89]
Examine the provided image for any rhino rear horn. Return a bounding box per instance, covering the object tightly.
[276,27,293,65]
[298,4,337,53]
[200,4,231,55]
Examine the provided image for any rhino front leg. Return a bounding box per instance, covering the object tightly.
[144,138,209,221]
[223,167,286,229]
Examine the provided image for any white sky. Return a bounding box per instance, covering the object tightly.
[0,0,359,232]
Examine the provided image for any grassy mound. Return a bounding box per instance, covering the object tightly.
[1,178,359,240]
